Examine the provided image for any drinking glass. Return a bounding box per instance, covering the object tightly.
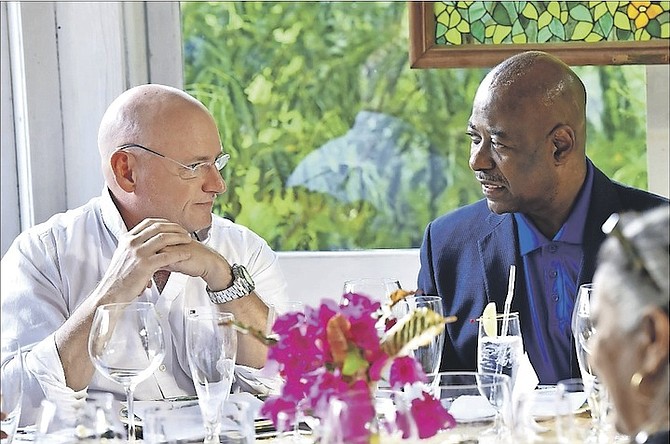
[477,312,523,391]
[321,390,416,444]
[1,338,23,444]
[266,301,305,335]
[143,404,205,444]
[429,371,513,443]
[394,295,446,379]
[342,277,402,303]
[186,307,237,444]
[572,283,610,433]
[35,393,125,443]
[88,302,165,442]
[555,378,592,443]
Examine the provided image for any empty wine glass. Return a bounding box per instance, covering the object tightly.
[572,283,610,439]
[1,338,23,444]
[88,302,165,442]
[186,307,237,444]
[394,295,446,379]
[342,278,402,303]
[430,371,513,443]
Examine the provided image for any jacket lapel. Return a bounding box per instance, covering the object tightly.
[477,212,521,311]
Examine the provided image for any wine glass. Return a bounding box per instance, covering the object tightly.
[343,278,402,337]
[342,278,402,303]
[88,302,165,442]
[430,371,512,442]
[477,312,523,392]
[1,338,23,444]
[186,307,237,444]
[572,283,610,438]
[394,295,446,380]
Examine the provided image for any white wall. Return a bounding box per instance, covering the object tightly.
[277,249,421,307]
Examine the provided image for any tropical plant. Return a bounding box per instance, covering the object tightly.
[180,1,648,251]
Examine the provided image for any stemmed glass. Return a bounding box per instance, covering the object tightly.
[186,307,237,444]
[394,295,446,380]
[430,372,513,442]
[342,278,402,302]
[88,302,165,442]
[572,283,609,439]
[343,278,402,337]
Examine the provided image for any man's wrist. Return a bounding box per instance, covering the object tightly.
[206,264,255,304]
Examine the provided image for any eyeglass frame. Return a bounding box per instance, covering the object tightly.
[601,212,662,293]
[116,143,230,179]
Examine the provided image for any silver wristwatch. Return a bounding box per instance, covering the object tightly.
[207,264,255,304]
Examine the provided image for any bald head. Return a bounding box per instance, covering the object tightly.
[477,51,587,152]
[97,84,215,183]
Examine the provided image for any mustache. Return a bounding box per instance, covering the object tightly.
[475,172,507,185]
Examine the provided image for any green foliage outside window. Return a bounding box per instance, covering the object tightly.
[180,1,648,252]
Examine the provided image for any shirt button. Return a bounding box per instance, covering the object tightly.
[159,364,167,372]
[549,245,558,253]
[552,294,559,302]
[549,270,558,278]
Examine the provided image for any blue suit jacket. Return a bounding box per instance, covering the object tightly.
[418,163,669,383]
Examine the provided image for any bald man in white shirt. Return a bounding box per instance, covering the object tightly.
[1,84,288,423]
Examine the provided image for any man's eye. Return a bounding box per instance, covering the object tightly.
[467,133,481,144]
[188,163,205,171]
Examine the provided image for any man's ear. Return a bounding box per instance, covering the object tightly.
[551,124,575,163]
[110,151,136,192]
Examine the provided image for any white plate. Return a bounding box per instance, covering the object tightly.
[448,395,497,423]
[530,386,588,420]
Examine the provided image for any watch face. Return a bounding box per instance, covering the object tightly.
[236,265,254,286]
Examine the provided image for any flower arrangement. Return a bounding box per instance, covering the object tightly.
[258,291,457,442]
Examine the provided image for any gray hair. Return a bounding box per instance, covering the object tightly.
[594,205,669,332]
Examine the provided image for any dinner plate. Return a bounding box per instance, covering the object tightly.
[530,385,589,421]
[447,395,497,423]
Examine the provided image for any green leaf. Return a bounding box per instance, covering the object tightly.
[492,3,512,26]
[468,1,487,22]
[614,11,631,31]
[538,11,552,29]
[548,18,566,40]
[522,2,538,20]
[342,347,369,376]
[571,22,593,40]
[569,4,592,22]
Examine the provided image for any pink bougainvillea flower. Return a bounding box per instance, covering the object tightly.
[260,292,453,441]
[410,392,456,438]
[333,387,375,444]
[389,355,428,388]
[260,396,298,426]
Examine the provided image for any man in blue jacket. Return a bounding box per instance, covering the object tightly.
[418,50,669,384]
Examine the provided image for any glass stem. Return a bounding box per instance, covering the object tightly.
[125,384,136,442]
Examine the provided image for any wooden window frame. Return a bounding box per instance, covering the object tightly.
[408,1,670,68]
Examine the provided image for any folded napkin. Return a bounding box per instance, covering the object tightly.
[232,364,284,396]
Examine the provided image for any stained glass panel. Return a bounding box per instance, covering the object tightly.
[435,1,670,45]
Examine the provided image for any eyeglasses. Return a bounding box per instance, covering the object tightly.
[601,213,662,292]
[117,143,230,180]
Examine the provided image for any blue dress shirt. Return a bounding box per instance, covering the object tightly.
[513,162,594,383]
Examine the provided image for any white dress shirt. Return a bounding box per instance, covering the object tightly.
[1,189,288,424]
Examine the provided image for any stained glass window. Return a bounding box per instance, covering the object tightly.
[435,1,670,45]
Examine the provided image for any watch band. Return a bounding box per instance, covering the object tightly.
[207,264,255,304]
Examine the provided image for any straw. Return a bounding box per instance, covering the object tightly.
[500,265,516,337]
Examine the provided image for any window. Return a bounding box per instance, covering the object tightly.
[180,1,648,252]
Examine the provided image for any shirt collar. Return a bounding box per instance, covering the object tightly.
[100,187,129,242]
[515,160,594,255]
